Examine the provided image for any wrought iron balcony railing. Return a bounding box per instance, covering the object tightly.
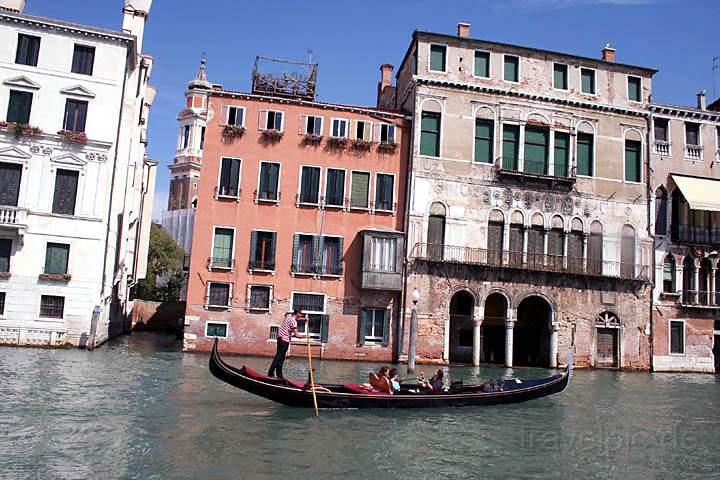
[671,224,720,245]
[248,259,276,271]
[681,290,720,308]
[496,158,576,184]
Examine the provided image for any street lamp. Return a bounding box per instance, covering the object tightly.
[408,287,420,373]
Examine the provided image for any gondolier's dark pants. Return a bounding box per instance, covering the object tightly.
[268,339,290,378]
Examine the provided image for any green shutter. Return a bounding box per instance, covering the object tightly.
[504,56,518,82]
[7,91,32,124]
[320,315,329,343]
[420,111,440,157]
[382,309,391,347]
[628,77,641,102]
[336,237,344,274]
[430,45,446,72]
[249,231,258,266]
[474,51,489,77]
[350,172,369,208]
[553,64,567,90]
[524,127,548,174]
[291,234,300,272]
[474,119,493,163]
[625,140,641,182]
[45,243,69,275]
[357,309,367,346]
[554,132,569,177]
[577,133,593,176]
[213,228,233,265]
[0,238,10,273]
[581,69,595,94]
[502,125,519,170]
[268,232,277,268]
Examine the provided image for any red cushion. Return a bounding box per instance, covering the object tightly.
[242,366,271,380]
[343,384,390,395]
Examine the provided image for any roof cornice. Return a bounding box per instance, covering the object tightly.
[0,11,136,46]
[650,103,720,122]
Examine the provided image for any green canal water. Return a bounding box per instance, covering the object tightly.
[1,333,719,480]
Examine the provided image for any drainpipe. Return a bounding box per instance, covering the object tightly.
[646,106,655,369]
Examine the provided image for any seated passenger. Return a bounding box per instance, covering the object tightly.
[369,367,393,394]
[388,368,402,393]
[423,369,444,393]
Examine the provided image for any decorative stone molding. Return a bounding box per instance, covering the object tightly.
[85,152,108,162]
[30,145,53,156]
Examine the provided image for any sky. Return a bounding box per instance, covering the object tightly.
[24,0,720,221]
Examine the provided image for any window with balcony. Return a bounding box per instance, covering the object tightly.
[358,308,390,346]
[581,68,595,95]
[299,166,321,204]
[380,123,396,144]
[63,99,88,133]
[44,243,69,275]
[553,63,568,90]
[217,157,241,197]
[324,168,345,207]
[248,285,272,310]
[207,282,231,308]
[292,234,316,274]
[52,169,79,215]
[226,106,245,126]
[628,76,642,102]
[0,162,21,207]
[474,119,493,163]
[320,236,343,275]
[685,123,700,146]
[257,162,280,201]
[249,230,276,271]
[71,45,95,76]
[331,118,348,138]
[474,51,490,78]
[504,55,519,82]
[375,173,394,211]
[663,255,675,293]
[15,34,40,67]
[502,124,519,170]
[350,171,370,209]
[577,132,594,176]
[653,118,670,156]
[624,139,641,182]
[524,127,549,174]
[420,111,441,157]
[0,238,11,273]
[205,322,228,337]
[304,115,323,135]
[40,295,64,318]
[262,110,283,131]
[508,219,525,267]
[670,320,684,354]
[291,292,328,342]
[620,225,636,279]
[7,90,32,124]
[211,228,234,269]
[429,44,447,72]
[554,132,569,177]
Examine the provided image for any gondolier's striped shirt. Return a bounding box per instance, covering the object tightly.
[278,313,297,343]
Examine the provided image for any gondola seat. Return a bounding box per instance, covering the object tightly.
[343,384,390,395]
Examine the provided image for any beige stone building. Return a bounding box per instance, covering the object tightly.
[379,24,655,369]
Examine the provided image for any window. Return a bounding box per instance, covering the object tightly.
[305,115,323,135]
[320,236,343,275]
[292,234,316,274]
[685,123,700,146]
[420,111,441,157]
[207,283,231,307]
[474,119,493,163]
[355,120,372,141]
[218,157,241,197]
[331,118,348,138]
[371,236,396,272]
[663,256,675,293]
[350,171,370,209]
[620,225,636,279]
[211,228,234,269]
[429,44,447,72]
[504,55,519,82]
[248,285,272,310]
[359,308,389,346]
[63,99,88,133]
[40,295,64,318]
[180,125,190,149]
[7,90,32,124]
[71,45,95,76]
[502,124,520,170]
[524,126,548,174]
[226,106,245,126]
[324,168,345,207]
[291,292,328,341]
[249,230,276,270]
[0,239,11,273]
[474,51,490,78]
[624,139,642,182]
[375,173,394,211]
[299,166,321,204]
[553,63,568,90]
[258,162,280,201]
[15,34,40,67]
[0,292,5,316]
[669,320,684,354]
[200,126,206,150]
[628,76,642,102]
[0,162,22,207]
[655,187,668,235]
[52,169,79,215]
[44,243,69,275]
[205,322,228,337]
[554,132,569,177]
[581,68,596,95]
[263,110,283,131]
[577,132,594,176]
[380,123,396,144]
[654,118,669,142]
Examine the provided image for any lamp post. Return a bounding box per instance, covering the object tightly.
[407,288,420,373]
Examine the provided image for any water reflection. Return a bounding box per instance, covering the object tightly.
[0,333,719,480]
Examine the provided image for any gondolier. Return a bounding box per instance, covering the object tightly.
[268,309,306,379]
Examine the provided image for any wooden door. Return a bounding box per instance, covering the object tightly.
[596,328,618,368]
[487,221,504,266]
[427,214,445,260]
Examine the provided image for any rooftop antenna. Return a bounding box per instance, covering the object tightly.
[713,56,720,99]
[307,49,313,65]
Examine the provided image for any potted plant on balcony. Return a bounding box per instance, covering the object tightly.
[57,130,88,144]
[378,141,399,153]
[222,124,246,138]
[0,271,11,279]
[303,133,323,145]
[0,121,43,139]
[39,273,72,282]
[260,129,283,142]
[326,136,348,149]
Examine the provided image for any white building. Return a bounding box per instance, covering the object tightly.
[0,0,157,348]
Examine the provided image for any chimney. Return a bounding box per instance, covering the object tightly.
[380,64,394,90]
[457,22,471,38]
[601,43,616,62]
[697,90,706,110]
[0,0,26,12]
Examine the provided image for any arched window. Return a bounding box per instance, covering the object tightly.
[620,225,636,279]
[699,258,712,305]
[427,202,446,260]
[527,213,545,269]
[655,187,668,235]
[508,211,524,267]
[682,256,695,304]
[547,215,564,271]
[662,255,675,293]
[567,218,584,273]
[487,210,504,266]
[588,221,603,275]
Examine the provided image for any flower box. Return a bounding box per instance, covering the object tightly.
[57,130,88,144]
[326,137,348,148]
[222,125,246,138]
[351,139,374,151]
[303,133,323,144]
[39,273,72,282]
[261,129,283,142]
[0,121,42,138]
[0,272,11,279]
[378,141,399,152]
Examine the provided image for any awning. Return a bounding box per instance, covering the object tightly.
[672,175,720,212]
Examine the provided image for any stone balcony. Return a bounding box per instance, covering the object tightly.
[681,290,720,309]
[0,206,28,234]
[495,158,576,187]
[685,144,703,161]
[653,141,671,156]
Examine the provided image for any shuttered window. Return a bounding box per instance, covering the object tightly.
[553,63,568,90]
[502,125,519,170]
[654,119,668,142]
[358,308,390,346]
[508,224,524,267]
[670,321,684,354]
[51,169,79,215]
[258,162,280,201]
[299,166,321,204]
[292,293,327,341]
[581,68,595,94]
[350,171,370,209]
[474,119,493,163]
[212,228,234,268]
[265,110,283,131]
[293,234,316,273]
[371,236,397,272]
[380,123,396,143]
[420,111,441,157]
[71,45,95,76]
[207,283,231,307]
[325,168,345,207]
[321,236,343,275]
[587,232,603,275]
[218,157,241,197]
[63,99,88,133]
[624,140,641,182]
[7,90,32,124]
[621,229,636,278]
[504,55,519,82]
[524,127,548,174]
[15,34,40,67]
[249,230,276,270]
[474,51,490,77]
[248,285,271,310]
[526,226,544,269]
[206,322,228,337]
[0,238,11,273]
[567,231,584,273]
[577,133,594,176]
[628,76,642,102]
[547,228,564,271]
[0,162,22,207]
[429,44,446,72]
[554,132,569,177]
[487,221,504,265]
[375,174,394,211]
[40,295,64,318]
[427,214,446,260]
[44,243,69,275]
[331,118,348,138]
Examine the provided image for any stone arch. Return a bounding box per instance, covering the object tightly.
[487,208,505,223]
[419,97,443,113]
[595,311,621,368]
[570,216,584,233]
[512,291,557,313]
[473,105,496,120]
[576,120,596,134]
[531,212,545,227]
[510,209,525,225]
[449,290,475,363]
[551,215,564,230]
[624,127,644,143]
[428,201,447,216]
[448,284,481,307]
[525,111,551,126]
[514,294,554,367]
[481,290,510,365]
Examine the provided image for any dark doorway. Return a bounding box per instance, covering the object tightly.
[427,202,446,260]
[596,328,619,367]
[514,296,552,367]
[449,291,474,364]
[482,293,507,364]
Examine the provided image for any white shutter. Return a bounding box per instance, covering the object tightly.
[316,116,324,136]
[373,123,382,143]
[246,284,252,308]
[258,110,268,130]
[220,105,229,125]
[299,114,308,134]
[364,121,373,141]
[349,120,357,140]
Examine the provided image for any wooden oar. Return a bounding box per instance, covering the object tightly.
[306,332,319,417]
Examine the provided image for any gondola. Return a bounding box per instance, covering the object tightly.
[209,339,572,409]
